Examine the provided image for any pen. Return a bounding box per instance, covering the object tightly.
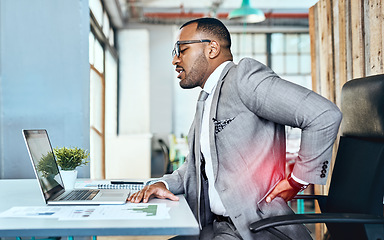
[110,181,144,185]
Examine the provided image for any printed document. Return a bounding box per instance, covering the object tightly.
[0,203,170,220]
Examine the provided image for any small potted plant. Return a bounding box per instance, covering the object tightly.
[54,146,90,189]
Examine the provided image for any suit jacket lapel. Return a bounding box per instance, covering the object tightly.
[209,62,235,182]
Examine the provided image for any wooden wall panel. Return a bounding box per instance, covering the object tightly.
[337,0,348,106]
[309,6,319,93]
[345,0,353,82]
[383,0,384,68]
[317,0,336,102]
[333,0,340,106]
[351,0,366,78]
[309,0,384,239]
[317,0,326,95]
[368,0,383,75]
[364,0,371,75]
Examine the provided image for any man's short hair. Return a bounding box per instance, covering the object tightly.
[181,18,231,49]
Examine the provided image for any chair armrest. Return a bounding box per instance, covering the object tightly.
[249,213,384,233]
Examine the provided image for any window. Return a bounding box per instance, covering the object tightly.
[89,0,118,179]
[271,33,311,75]
[231,32,311,88]
[232,33,267,65]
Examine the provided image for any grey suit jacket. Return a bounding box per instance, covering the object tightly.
[162,58,342,239]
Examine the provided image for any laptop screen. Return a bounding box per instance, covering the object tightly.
[23,129,64,201]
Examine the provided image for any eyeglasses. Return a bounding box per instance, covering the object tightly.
[172,39,211,58]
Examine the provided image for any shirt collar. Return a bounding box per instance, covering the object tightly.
[203,61,231,95]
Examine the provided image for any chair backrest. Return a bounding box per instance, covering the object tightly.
[158,139,172,174]
[325,74,384,239]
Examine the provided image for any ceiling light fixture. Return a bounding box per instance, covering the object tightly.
[228,0,265,23]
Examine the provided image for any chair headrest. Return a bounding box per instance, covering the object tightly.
[341,74,384,139]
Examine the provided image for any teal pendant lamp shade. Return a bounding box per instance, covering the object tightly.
[228,0,265,23]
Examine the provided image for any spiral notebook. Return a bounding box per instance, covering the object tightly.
[98,181,145,191]
[75,179,161,193]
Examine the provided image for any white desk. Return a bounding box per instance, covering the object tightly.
[0,179,199,237]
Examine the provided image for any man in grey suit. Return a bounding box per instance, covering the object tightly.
[129,18,342,239]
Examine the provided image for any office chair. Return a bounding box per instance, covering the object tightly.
[249,74,384,240]
[158,139,172,174]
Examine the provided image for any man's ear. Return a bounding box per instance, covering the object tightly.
[207,40,220,59]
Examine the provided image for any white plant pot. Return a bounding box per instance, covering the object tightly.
[60,170,78,190]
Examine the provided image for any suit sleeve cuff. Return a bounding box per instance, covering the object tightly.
[291,173,309,185]
[145,179,170,190]
[154,180,170,190]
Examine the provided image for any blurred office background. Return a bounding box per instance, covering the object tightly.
[0,0,317,180]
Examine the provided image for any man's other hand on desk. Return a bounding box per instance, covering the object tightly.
[127,182,179,203]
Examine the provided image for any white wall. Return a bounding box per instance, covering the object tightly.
[0,0,90,179]
[119,29,151,135]
[148,25,175,137]
[105,135,151,179]
[118,24,179,138]
[106,28,153,179]
[109,24,193,178]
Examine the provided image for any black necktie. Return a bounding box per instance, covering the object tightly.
[194,90,208,229]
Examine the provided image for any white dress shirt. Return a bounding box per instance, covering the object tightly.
[201,61,231,216]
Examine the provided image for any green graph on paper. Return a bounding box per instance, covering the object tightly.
[131,205,157,216]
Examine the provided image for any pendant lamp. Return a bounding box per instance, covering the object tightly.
[228,0,265,23]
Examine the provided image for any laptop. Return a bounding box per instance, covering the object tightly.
[22,129,130,205]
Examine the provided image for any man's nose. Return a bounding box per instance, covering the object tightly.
[172,55,180,65]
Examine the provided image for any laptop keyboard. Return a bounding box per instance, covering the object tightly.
[59,189,100,201]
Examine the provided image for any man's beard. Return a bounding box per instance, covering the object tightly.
[179,52,208,89]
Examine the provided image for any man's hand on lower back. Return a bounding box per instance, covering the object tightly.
[265,179,300,203]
